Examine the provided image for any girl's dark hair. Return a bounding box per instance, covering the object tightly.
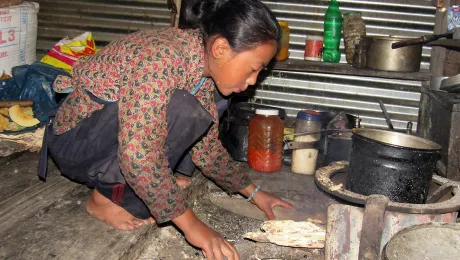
[180,0,280,52]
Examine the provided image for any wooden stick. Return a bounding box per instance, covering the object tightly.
[0,100,33,108]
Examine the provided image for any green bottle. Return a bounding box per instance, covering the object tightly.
[323,0,343,63]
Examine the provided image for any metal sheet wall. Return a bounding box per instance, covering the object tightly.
[254,0,436,130]
[34,0,172,55]
[32,0,435,130]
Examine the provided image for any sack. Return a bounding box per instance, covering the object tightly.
[0,2,39,74]
[40,32,97,74]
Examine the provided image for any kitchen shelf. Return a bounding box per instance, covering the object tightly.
[271,59,432,81]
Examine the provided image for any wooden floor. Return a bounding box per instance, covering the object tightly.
[0,152,331,260]
[0,153,160,260]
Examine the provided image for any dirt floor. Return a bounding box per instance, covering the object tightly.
[0,152,335,260]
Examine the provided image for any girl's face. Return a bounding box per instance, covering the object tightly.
[205,39,277,96]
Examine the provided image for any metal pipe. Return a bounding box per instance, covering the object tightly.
[379,100,395,130]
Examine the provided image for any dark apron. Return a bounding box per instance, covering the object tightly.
[37,89,225,219]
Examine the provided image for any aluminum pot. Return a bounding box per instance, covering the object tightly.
[364,36,422,72]
[346,129,441,204]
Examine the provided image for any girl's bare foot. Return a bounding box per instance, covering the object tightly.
[86,189,155,231]
[175,175,192,188]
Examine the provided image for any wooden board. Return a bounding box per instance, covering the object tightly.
[0,187,159,260]
[271,59,432,81]
[210,166,340,223]
[0,152,160,260]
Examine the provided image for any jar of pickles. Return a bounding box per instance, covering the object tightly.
[275,21,290,62]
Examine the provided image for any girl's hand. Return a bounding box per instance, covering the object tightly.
[185,220,239,260]
[240,184,295,220]
[173,208,239,260]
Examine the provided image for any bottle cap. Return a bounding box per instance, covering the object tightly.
[296,110,322,121]
[278,21,289,27]
[256,109,279,116]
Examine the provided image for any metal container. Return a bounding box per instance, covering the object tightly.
[324,132,353,166]
[315,162,460,259]
[365,36,423,72]
[383,223,460,260]
[429,76,448,91]
[346,129,441,203]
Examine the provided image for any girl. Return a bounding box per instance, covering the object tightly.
[39,0,294,259]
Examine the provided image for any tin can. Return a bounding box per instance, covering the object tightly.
[304,36,324,61]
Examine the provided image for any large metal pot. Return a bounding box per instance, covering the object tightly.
[346,129,441,204]
[365,36,422,72]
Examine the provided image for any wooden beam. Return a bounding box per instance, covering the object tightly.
[272,59,432,81]
[430,0,449,76]
[172,0,182,28]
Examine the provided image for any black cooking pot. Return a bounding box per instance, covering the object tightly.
[346,129,441,204]
[220,102,285,162]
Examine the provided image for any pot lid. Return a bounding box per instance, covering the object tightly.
[352,128,442,150]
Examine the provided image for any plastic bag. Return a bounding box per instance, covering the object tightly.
[0,62,69,123]
[448,6,460,30]
[40,32,97,74]
[327,111,349,130]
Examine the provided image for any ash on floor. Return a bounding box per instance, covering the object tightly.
[138,198,323,260]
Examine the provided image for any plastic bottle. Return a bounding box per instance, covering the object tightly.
[248,109,284,172]
[323,0,343,63]
[291,110,323,175]
[275,21,290,61]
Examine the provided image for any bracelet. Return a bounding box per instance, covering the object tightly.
[247,186,261,202]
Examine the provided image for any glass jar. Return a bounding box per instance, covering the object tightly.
[352,43,367,69]
[343,11,366,65]
[291,110,323,175]
[275,21,290,62]
[248,109,284,172]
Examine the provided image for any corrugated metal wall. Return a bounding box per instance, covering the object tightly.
[32,0,435,130]
[253,0,436,130]
[34,0,172,55]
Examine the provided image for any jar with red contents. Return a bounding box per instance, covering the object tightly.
[248,109,284,172]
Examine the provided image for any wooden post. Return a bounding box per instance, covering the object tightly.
[430,0,449,76]
[173,0,182,28]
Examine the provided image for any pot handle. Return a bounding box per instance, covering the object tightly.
[391,38,425,49]
[359,194,390,260]
[392,29,455,49]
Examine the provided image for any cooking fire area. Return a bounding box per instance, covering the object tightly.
[1,97,460,260]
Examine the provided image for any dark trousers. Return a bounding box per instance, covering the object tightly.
[38,89,216,219]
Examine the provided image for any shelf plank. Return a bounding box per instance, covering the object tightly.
[271,59,431,81]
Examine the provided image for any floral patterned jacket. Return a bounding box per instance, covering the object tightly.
[52,28,251,223]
